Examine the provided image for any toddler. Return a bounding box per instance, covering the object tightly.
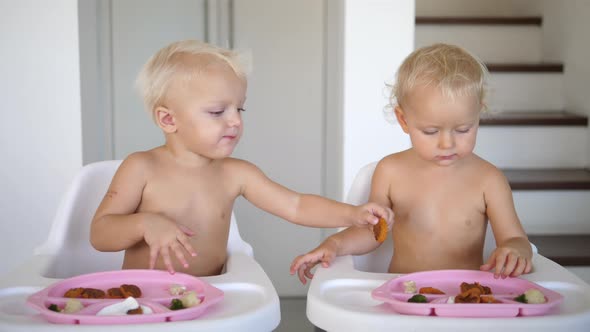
[291,43,532,284]
[90,40,393,276]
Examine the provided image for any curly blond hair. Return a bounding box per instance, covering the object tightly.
[388,43,488,114]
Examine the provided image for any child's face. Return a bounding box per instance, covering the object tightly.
[165,61,247,159]
[396,84,481,166]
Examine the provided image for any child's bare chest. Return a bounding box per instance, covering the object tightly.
[138,172,236,228]
[391,176,487,233]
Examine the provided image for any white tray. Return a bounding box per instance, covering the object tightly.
[307,254,590,331]
[0,253,280,332]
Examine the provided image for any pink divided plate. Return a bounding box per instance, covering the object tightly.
[26,270,223,324]
[372,270,563,317]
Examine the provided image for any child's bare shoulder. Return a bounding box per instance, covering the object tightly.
[377,150,414,170]
[120,150,158,172]
[469,155,508,184]
[220,157,264,178]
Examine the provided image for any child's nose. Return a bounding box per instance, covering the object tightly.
[438,132,455,149]
[227,109,242,127]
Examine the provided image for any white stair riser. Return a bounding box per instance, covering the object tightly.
[476,127,588,168]
[416,0,541,16]
[488,73,564,111]
[416,26,542,63]
[513,191,590,234]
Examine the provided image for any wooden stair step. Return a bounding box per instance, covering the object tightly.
[416,16,542,26]
[486,63,563,73]
[480,111,588,126]
[528,235,590,266]
[503,169,590,190]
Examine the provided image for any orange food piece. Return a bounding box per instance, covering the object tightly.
[107,288,124,299]
[64,288,84,298]
[120,284,142,298]
[373,218,388,243]
[455,287,482,303]
[81,288,106,299]
[419,287,445,294]
[460,282,492,295]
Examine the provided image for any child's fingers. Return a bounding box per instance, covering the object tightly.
[362,210,379,225]
[502,254,519,278]
[480,253,496,271]
[297,264,309,284]
[177,233,197,257]
[170,242,189,269]
[177,223,195,237]
[290,255,306,274]
[149,246,159,270]
[492,254,507,278]
[510,257,527,277]
[304,266,315,280]
[160,246,175,274]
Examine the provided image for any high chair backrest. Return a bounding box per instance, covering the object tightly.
[345,162,499,273]
[36,160,253,278]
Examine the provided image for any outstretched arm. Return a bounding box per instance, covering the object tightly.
[481,167,532,278]
[237,160,393,228]
[290,159,396,284]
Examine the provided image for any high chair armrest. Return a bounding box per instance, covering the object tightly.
[0,255,59,289]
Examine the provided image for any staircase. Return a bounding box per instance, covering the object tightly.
[415,0,590,282]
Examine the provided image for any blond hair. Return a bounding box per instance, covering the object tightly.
[390,43,488,112]
[135,40,248,121]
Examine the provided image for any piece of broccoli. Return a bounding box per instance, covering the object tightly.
[408,294,428,303]
[170,298,185,310]
[48,304,60,312]
[514,294,527,303]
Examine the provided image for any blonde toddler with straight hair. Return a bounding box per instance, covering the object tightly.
[90,40,393,276]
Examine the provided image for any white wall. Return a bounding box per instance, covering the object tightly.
[561,0,590,167]
[342,0,413,197]
[0,0,82,274]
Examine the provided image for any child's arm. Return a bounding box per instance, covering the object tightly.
[481,167,533,278]
[90,154,196,273]
[290,160,395,284]
[290,226,380,284]
[236,159,393,228]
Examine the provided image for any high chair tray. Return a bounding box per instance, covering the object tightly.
[371,269,563,317]
[26,270,223,325]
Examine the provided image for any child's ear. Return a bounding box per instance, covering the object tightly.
[155,106,177,133]
[394,106,409,133]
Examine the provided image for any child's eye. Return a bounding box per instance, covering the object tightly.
[237,107,246,113]
[456,128,471,134]
[422,130,438,135]
[209,110,224,116]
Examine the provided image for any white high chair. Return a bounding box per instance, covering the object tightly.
[306,162,590,332]
[0,160,280,331]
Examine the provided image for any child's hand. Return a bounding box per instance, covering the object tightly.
[142,215,197,274]
[353,203,394,229]
[290,239,338,285]
[480,246,532,278]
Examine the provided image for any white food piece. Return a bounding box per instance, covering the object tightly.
[524,289,547,304]
[96,297,154,316]
[63,299,84,313]
[446,296,455,304]
[403,280,417,294]
[169,284,187,296]
[180,291,202,308]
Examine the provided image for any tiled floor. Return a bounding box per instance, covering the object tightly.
[275,297,316,331]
